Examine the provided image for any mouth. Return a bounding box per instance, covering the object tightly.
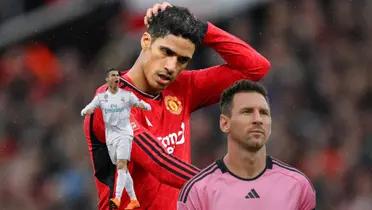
[156,73,172,85]
[249,130,265,135]
[114,80,119,83]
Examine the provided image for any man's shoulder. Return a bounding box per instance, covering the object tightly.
[185,162,220,186]
[95,84,108,94]
[270,157,314,189]
[179,162,220,203]
[93,87,110,102]
[118,88,132,96]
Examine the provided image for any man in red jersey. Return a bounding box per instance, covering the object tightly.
[83,2,271,210]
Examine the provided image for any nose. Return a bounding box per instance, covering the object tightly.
[252,110,263,125]
[164,56,177,74]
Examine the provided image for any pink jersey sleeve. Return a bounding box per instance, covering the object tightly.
[177,186,203,210]
[299,179,316,210]
[187,22,271,111]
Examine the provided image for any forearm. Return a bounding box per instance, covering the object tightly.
[187,23,271,109]
[81,96,99,116]
[203,22,270,80]
[81,103,96,116]
[136,100,151,111]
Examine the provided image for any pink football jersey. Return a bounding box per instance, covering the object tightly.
[178,156,316,210]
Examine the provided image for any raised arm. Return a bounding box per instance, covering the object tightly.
[129,92,151,111]
[203,22,270,77]
[187,23,271,110]
[81,95,100,116]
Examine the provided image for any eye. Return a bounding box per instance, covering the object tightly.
[178,57,189,65]
[241,108,253,114]
[260,109,270,116]
[161,47,174,56]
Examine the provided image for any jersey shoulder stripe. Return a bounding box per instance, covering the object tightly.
[142,132,199,172]
[135,132,199,177]
[179,162,219,203]
[133,135,190,180]
[271,158,315,192]
[134,134,196,180]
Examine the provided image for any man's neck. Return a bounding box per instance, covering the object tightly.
[126,55,158,95]
[224,144,267,179]
[108,86,118,94]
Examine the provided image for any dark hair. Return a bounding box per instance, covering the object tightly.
[220,80,269,116]
[147,6,207,46]
[105,68,119,77]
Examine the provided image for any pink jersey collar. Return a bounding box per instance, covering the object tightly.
[216,156,273,181]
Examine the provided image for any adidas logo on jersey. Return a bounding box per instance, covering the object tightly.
[245,189,260,199]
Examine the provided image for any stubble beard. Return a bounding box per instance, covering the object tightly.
[241,136,266,153]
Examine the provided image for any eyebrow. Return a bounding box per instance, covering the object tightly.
[159,46,191,61]
[240,107,270,113]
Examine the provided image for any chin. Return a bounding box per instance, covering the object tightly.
[245,143,264,152]
[243,138,265,151]
[156,82,168,90]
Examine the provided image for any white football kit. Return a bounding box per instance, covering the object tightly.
[81,88,150,163]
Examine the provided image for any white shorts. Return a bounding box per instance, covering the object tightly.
[107,134,133,164]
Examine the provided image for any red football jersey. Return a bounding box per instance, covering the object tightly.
[83,22,270,210]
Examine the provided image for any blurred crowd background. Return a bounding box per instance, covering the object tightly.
[0,0,371,209]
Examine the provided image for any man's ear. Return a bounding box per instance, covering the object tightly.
[220,114,230,133]
[141,32,152,50]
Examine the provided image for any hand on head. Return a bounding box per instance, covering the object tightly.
[144,2,172,28]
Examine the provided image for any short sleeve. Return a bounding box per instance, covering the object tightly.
[178,183,204,210]
[299,179,316,210]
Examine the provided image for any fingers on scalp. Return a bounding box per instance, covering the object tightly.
[146,8,153,18]
[162,2,172,9]
[152,3,162,15]
[145,2,172,26]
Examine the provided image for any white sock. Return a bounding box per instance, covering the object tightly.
[115,169,127,199]
[125,171,137,200]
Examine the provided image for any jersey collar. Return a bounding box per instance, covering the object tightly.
[120,74,161,100]
[216,156,273,181]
